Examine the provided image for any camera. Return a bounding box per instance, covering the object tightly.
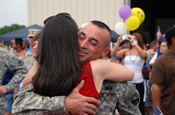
[122,35,130,40]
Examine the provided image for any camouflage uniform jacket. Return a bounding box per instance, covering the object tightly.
[12,84,68,115]
[95,81,141,115]
[0,47,28,110]
[12,81,141,115]
[24,51,35,71]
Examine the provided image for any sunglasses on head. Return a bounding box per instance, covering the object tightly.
[43,13,71,24]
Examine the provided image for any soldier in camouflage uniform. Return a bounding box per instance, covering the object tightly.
[24,29,40,71]
[12,82,141,115]
[24,51,35,71]
[0,47,28,115]
[95,81,141,115]
[12,20,141,115]
[12,84,68,115]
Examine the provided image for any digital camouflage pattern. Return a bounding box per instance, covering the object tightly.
[12,84,68,115]
[0,95,7,115]
[24,51,35,71]
[0,47,28,114]
[95,81,141,115]
[146,51,154,70]
[12,81,141,115]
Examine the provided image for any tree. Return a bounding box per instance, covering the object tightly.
[0,24,25,35]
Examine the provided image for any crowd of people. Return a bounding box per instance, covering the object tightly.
[0,12,175,115]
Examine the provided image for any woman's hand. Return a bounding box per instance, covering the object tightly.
[127,34,135,44]
[117,35,124,45]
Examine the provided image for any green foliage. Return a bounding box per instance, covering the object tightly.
[0,24,25,35]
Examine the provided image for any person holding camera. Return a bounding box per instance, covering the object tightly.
[111,32,147,115]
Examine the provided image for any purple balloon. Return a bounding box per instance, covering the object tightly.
[119,5,131,20]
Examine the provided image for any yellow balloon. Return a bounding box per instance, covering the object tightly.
[131,7,145,24]
[126,16,140,31]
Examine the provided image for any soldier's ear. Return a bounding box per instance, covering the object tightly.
[101,47,110,57]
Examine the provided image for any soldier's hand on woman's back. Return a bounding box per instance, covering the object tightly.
[64,80,98,115]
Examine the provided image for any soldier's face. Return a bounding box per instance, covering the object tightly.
[78,23,110,62]
[28,36,35,46]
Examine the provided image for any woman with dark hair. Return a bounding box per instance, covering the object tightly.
[12,38,26,61]
[33,14,82,96]
[111,33,147,115]
[21,13,134,113]
[11,38,27,101]
[149,40,169,67]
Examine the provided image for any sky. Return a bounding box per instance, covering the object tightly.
[0,0,27,28]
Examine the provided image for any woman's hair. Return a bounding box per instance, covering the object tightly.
[130,32,144,49]
[15,38,23,48]
[160,40,170,49]
[32,14,81,97]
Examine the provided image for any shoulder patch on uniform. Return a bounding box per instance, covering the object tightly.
[131,93,139,105]
[18,59,24,66]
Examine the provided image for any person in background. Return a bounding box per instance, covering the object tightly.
[150,27,175,114]
[148,39,170,111]
[1,69,14,115]
[142,43,151,115]
[117,40,130,64]
[24,30,40,71]
[146,40,157,71]
[145,40,158,111]
[11,38,27,101]
[12,38,26,61]
[0,46,28,114]
[27,29,40,52]
[142,64,150,115]
[149,40,170,68]
[157,35,166,57]
[0,43,15,115]
[111,33,147,115]
[22,38,29,51]
[120,40,130,49]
